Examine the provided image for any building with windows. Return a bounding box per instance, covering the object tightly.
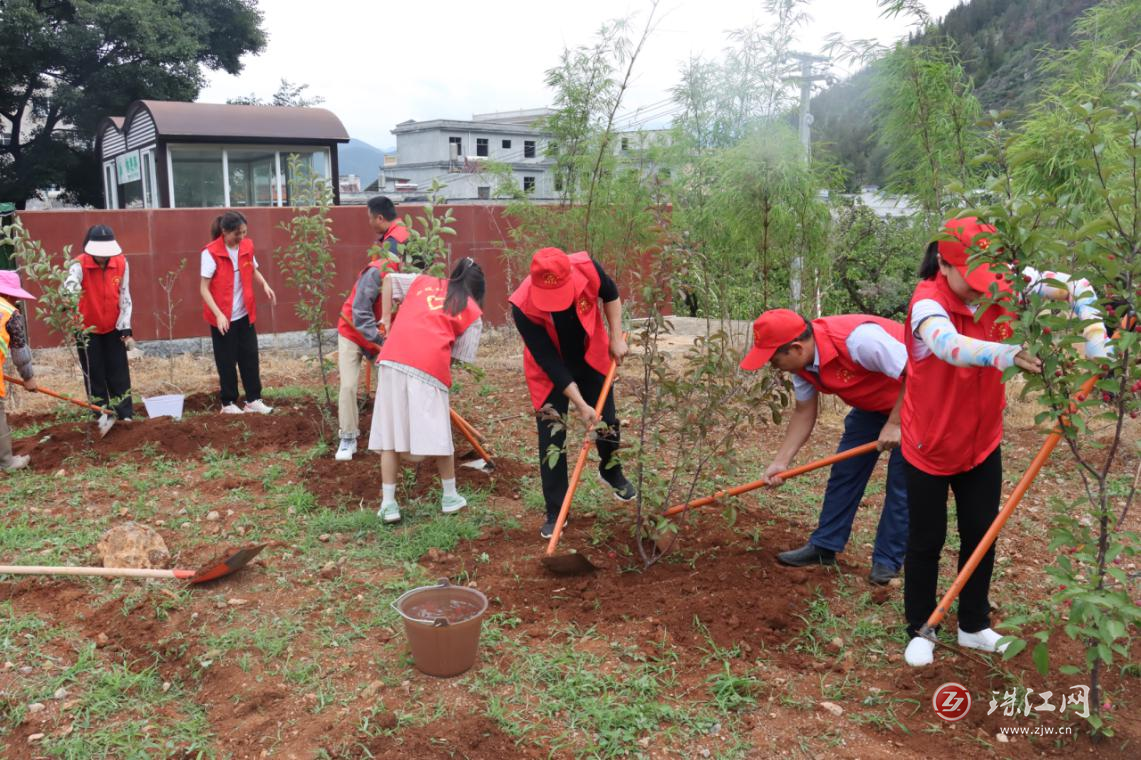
[95,100,350,209]
[388,109,557,201]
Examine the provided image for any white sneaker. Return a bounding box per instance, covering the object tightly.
[334,437,357,461]
[244,399,273,414]
[220,404,244,415]
[905,636,935,667]
[377,500,401,524]
[441,493,467,514]
[1,454,30,471]
[958,627,1009,654]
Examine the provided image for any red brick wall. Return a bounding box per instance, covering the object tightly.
[15,205,527,343]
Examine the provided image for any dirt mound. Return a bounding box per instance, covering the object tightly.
[347,714,540,759]
[303,454,532,507]
[12,401,323,470]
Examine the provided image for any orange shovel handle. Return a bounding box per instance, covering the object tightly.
[544,354,620,557]
[661,441,881,518]
[450,408,494,463]
[4,374,113,416]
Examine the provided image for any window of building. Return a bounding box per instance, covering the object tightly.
[449,136,462,157]
[523,176,535,193]
[170,147,226,208]
[227,148,279,207]
[621,137,630,152]
[524,140,535,158]
[476,138,488,157]
[554,174,564,193]
[167,145,329,208]
[502,139,511,149]
[477,186,490,200]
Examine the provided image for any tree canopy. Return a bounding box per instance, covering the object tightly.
[0,0,266,208]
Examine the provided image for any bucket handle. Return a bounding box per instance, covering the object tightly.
[390,578,454,626]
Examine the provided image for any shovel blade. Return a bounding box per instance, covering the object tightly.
[188,544,266,584]
[97,414,115,439]
[459,458,494,472]
[541,550,597,576]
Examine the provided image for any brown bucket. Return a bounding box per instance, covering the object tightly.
[391,579,489,677]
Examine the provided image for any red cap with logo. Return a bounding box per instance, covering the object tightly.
[740,309,808,371]
[937,217,1011,294]
[528,247,576,311]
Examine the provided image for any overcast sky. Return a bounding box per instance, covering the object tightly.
[199,0,963,150]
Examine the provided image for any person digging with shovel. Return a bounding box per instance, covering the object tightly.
[508,247,636,540]
[65,225,136,427]
[369,258,485,524]
[900,217,1108,667]
[741,309,909,586]
[0,271,38,471]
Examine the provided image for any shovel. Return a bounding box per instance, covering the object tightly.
[450,408,494,472]
[5,374,116,438]
[542,355,620,575]
[0,544,267,584]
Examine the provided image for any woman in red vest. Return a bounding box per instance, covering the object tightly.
[199,211,277,414]
[508,247,635,540]
[902,217,1108,666]
[368,258,485,524]
[65,225,135,421]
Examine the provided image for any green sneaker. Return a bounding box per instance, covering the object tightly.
[377,500,401,524]
[441,493,467,514]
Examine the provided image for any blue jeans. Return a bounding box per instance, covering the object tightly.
[809,408,909,571]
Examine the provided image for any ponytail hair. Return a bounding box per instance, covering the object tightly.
[444,257,485,315]
[211,211,248,240]
[918,241,940,280]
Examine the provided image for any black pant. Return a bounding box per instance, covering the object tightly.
[536,368,621,521]
[77,331,133,419]
[209,316,262,406]
[903,447,1002,638]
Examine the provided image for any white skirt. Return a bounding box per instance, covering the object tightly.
[368,364,454,456]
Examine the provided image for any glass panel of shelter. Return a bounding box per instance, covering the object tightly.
[166,145,330,208]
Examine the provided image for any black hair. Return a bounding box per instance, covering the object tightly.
[82,224,115,248]
[918,241,941,279]
[444,257,485,315]
[774,320,813,355]
[367,195,397,221]
[211,211,247,240]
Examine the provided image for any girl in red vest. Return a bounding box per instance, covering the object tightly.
[508,248,635,540]
[199,212,277,414]
[902,217,1107,667]
[368,258,485,523]
[65,225,135,421]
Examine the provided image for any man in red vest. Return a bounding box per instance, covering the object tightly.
[509,247,635,539]
[740,309,908,585]
[333,196,404,461]
[65,225,135,421]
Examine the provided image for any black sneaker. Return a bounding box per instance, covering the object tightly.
[598,466,637,501]
[777,542,837,567]
[868,562,899,586]
[539,515,567,540]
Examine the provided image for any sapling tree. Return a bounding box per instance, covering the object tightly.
[400,180,456,276]
[277,154,337,434]
[153,260,186,389]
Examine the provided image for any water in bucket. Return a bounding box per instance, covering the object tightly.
[392,580,488,677]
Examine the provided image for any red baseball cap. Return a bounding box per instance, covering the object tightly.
[938,217,1011,295]
[529,247,575,311]
[740,309,808,371]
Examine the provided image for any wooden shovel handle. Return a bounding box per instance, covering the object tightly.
[545,354,620,557]
[661,441,881,518]
[3,375,113,416]
[0,565,195,580]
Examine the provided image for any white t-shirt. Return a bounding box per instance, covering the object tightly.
[791,322,907,402]
[201,247,259,321]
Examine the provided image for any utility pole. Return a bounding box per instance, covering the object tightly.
[786,52,831,314]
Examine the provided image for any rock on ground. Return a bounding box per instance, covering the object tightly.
[96,522,170,569]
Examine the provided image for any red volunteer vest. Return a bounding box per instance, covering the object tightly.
[795,315,904,414]
[77,253,126,334]
[337,258,401,353]
[377,275,481,388]
[902,274,1014,476]
[507,251,611,410]
[202,237,257,327]
[382,222,410,249]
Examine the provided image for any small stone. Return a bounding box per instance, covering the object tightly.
[637,737,650,748]
[699,749,711,758]
[28,702,46,713]
[227,598,250,607]
[318,533,331,543]
[319,562,340,580]
[118,508,130,517]
[94,632,110,648]
[400,679,411,694]
[177,508,188,516]
[53,688,68,700]
[28,733,45,743]
[226,509,234,516]
[361,680,384,700]
[996,733,1009,743]
[55,469,66,477]
[205,511,221,522]
[818,701,844,717]
[826,637,843,653]
[97,522,170,569]
[162,682,171,693]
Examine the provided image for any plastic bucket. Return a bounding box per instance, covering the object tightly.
[143,394,184,420]
[391,579,488,677]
